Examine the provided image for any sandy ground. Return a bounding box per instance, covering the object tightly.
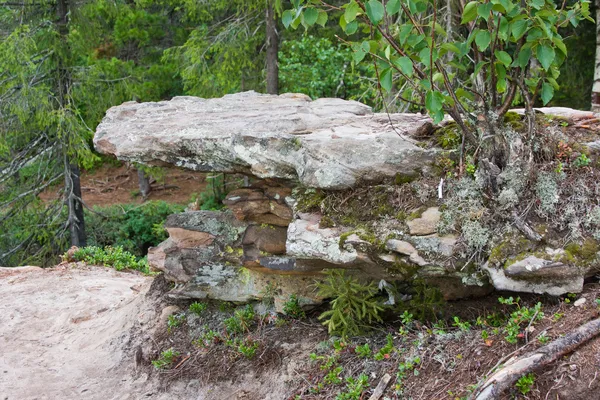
[0,265,155,400]
[0,266,299,400]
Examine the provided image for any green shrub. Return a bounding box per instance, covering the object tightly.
[282,294,306,319]
[85,201,183,257]
[224,305,255,335]
[72,245,149,273]
[152,348,180,369]
[315,270,384,338]
[189,301,208,316]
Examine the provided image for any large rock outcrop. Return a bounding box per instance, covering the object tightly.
[94,92,599,307]
[94,91,435,190]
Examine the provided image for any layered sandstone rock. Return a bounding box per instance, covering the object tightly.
[95,92,594,307]
[94,91,436,190]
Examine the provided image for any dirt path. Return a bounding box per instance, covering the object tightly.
[0,265,155,400]
[0,266,301,400]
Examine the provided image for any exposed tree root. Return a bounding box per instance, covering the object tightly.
[471,316,600,400]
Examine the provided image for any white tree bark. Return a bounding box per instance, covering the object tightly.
[591,0,600,112]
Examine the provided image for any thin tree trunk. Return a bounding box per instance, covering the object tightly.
[265,0,278,95]
[57,0,86,247]
[67,163,86,246]
[137,168,151,200]
[592,0,600,112]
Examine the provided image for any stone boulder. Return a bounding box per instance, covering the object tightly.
[94,91,436,190]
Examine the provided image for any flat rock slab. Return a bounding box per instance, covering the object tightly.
[94,91,436,190]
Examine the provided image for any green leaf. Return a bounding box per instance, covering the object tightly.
[302,7,318,26]
[536,44,555,70]
[477,3,493,21]
[399,24,413,45]
[514,46,532,68]
[494,50,512,67]
[361,41,371,53]
[316,11,328,26]
[394,56,414,76]
[475,30,491,51]
[386,0,401,15]
[541,82,554,105]
[473,61,488,77]
[552,36,567,56]
[282,10,295,28]
[419,47,431,68]
[529,0,545,10]
[456,88,474,101]
[425,90,444,111]
[461,1,478,24]
[365,0,385,25]
[511,19,529,40]
[345,1,360,23]
[345,20,358,34]
[353,49,367,64]
[380,68,393,92]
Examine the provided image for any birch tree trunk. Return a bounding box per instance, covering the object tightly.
[592,0,600,112]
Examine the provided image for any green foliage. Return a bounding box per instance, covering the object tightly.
[315,270,384,337]
[374,334,395,360]
[336,374,370,400]
[498,296,543,344]
[282,294,306,319]
[285,0,592,151]
[85,201,184,257]
[152,348,180,369]
[452,316,471,332]
[193,325,222,348]
[167,313,186,333]
[189,301,208,316]
[572,153,591,168]
[72,245,149,273]
[354,343,372,358]
[225,337,260,359]
[515,373,536,395]
[191,173,226,210]
[224,305,255,334]
[279,35,375,102]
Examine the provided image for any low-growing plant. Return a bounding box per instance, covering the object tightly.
[499,297,543,344]
[515,373,536,395]
[374,334,395,361]
[190,173,227,210]
[224,305,255,335]
[354,343,372,358]
[72,245,149,273]
[167,313,185,333]
[152,348,180,369]
[572,153,591,168]
[315,270,384,337]
[189,301,208,316]
[336,374,370,400]
[225,337,260,359]
[537,332,550,345]
[395,356,421,394]
[452,316,471,332]
[282,294,306,319]
[193,326,221,348]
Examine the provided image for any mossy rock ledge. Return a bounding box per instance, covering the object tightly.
[94,92,600,307]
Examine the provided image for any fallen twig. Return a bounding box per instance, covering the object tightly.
[368,373,392,400]
[470,317,600,400]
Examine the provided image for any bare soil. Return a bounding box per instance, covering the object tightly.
[2,265,600,400]
[39,163,208,207]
